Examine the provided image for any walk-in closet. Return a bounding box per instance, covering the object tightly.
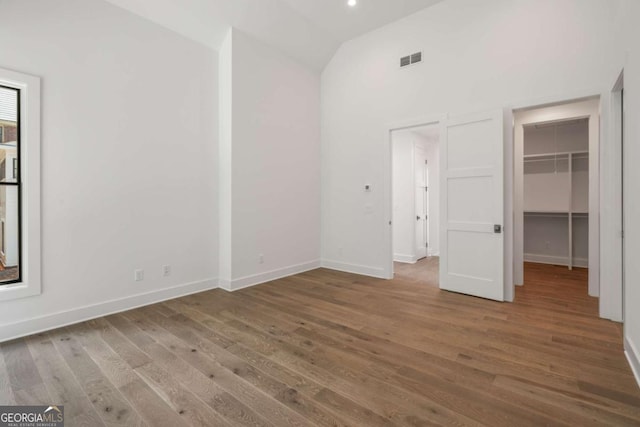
[523,118,589,269]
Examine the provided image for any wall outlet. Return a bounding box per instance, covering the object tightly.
[545,241,551,249]
[162,265,171,277]
[134,269,144,282]
[259,254,264,264]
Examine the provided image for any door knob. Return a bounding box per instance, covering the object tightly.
[417,216,421,220]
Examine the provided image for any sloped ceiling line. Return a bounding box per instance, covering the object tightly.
[104,0,444,70]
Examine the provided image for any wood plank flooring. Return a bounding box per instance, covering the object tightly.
[1,260,639,426]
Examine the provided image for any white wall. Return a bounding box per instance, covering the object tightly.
[0,0,218,341]
[523,122,589,155]
[219,29,321,290]
[321,0,621,279]
[619,0,640,384]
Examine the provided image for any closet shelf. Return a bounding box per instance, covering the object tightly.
[524,210,589,215]
[524,211,569,218]
[523,150,589,161]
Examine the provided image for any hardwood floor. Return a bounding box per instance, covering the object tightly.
[1,260,639,426]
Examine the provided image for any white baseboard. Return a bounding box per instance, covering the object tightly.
[321,259,386,279]
[221,260,321,292]
[625,337,640,389]
[218,278,232,291]
[393,254,417,264]
[524,253,588,268]
[0,278,218,343]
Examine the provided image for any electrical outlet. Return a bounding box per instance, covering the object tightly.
[163,265,171,277]
[545,241,551,249]
[259,254,264,264]
[134,269,144,282]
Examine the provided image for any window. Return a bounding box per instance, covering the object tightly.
[0,67,41,301]
[0,86,21,284]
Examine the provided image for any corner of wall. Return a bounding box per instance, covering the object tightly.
[624,337,640,389]
[221,260,321,292]
[321,259,386,278]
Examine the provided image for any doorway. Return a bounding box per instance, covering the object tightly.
[390,123,440,276]
[513,97,600,301]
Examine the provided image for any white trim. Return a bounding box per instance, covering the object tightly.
[221,260,321,292]
[0,67,41,302]
[219,278,232,291]
[600,70,624,322]
[524,254,588,269]
[624,337,640,389]
[0,278,219,343]
[322,259,386,278]
[510,88,605,112]
[393,254,417,264]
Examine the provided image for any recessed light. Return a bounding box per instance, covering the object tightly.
[348,0,357,7]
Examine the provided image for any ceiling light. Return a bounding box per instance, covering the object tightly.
[348,0,357,7]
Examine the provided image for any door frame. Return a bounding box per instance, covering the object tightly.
[509,86,625,320]
[513,96,600,297]
[601,70,624,322]
[414,144,428,260]
[424,161,430,255]
[384,114,446,279]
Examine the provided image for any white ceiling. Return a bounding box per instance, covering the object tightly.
[103,0,444,70]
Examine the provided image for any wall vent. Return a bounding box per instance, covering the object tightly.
[400,51,422,68]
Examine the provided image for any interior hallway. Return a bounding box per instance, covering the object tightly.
[0,261,637,426]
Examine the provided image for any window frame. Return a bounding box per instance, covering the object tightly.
[0,67,41,301]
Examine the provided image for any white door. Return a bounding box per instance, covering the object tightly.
[440,110,504,301]
[415,147,428,260]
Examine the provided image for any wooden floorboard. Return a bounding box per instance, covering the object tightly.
[1,260,639,426]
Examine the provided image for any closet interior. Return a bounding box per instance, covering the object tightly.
[523,118,589,270]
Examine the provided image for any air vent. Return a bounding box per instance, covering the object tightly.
[400,51,422,68]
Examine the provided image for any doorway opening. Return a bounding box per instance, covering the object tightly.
[390,123,440,281]
[513,97,600,304]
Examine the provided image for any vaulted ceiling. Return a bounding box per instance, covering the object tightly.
[104,0,444,70]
